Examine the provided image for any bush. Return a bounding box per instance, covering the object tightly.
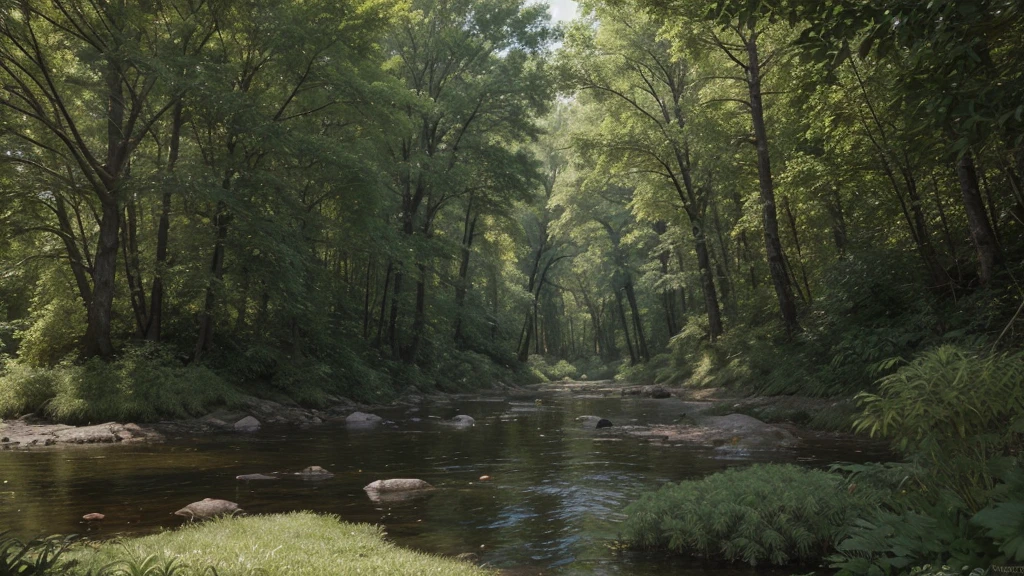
[621,464,881,566]
[828,346,1024,576]
[0,344,240,424]
[854,346,1024,509]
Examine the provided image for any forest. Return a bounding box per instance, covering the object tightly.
[0,0,1023,574]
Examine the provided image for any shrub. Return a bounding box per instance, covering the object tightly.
[854,346,1024,510]
[0,344,240,423]
[621,464,880,566]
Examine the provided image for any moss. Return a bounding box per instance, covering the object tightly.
[74,512,494,576]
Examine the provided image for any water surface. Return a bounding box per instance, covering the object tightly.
[0,391,891,574]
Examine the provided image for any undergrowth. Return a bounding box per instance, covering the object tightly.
[0,344,239,424]
[621,464,882,566]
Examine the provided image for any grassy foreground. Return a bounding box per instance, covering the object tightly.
[74,512,493,576]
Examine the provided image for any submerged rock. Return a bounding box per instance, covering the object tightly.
[447,415,476,427]
[174,498,243,520]
[577,415,613,429]
[363,478,433,493]
[297,466,334,480]
[234,416,261,432]
[596,418,613,429]
[236,473,278,481]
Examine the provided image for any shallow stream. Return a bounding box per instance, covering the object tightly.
[0,391,891,574]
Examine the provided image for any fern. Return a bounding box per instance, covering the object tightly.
[621,464,880,566]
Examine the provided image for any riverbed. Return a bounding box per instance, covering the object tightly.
[0,390,890,575]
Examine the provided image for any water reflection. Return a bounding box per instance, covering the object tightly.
[0,392,891,574]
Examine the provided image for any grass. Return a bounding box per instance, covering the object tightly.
[73,512,494,576]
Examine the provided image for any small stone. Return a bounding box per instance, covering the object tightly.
[596,419,613,429]
[82,513,105,521]
[234,416,260,431]
[44,438,57,446]
[479,475,491,481]
[1,437,8,442]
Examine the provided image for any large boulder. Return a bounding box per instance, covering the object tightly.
[174,498,243,520]
[363,478,433,493]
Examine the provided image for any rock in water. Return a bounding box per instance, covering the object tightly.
[649,387,671,399]
[345,412,383,427]
[596,418,613,429]
[234,416,260,431]
[174,498,242,520]
[82,513,105,521]
[363,478,433,493]
[236,473,278,481]
[298,466,334,480]
[449,415,475,427]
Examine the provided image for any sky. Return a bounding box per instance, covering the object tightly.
[540,0,579,22]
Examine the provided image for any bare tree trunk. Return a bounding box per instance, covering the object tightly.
[616,289,637,365]
[624,280,649,362]
[746,32,799,334]
[193,200,229,362]
[146,101,183,342]
[957,152,1003,285]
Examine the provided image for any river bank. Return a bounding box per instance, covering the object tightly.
[0,379,863,450]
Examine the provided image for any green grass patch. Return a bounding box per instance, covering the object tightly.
[621,464,882,566]
[74,512,493,576]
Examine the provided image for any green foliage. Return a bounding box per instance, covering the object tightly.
[828,461,1024,575]
[0,345,239,424]
[622,464,879,566]
[0,532,80,576]
[854,346,1024,508]
[527,355,580,381]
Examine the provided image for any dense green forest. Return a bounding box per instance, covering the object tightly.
[1,0,1022,413]
[1,1,1024,574]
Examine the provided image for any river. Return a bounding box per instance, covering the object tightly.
[0,390,891,574]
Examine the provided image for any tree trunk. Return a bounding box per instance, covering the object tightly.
[53,195,94,307]
[693,229,723,341]
[193,200,229,362]
[453,206,478,343]
[615,289,637,365]
[146,101,183,342]
[782,196,812,302]
[81,200,120,359]
[624,280,649,362]
[746,33,799,334]
[957,152,1003,285]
